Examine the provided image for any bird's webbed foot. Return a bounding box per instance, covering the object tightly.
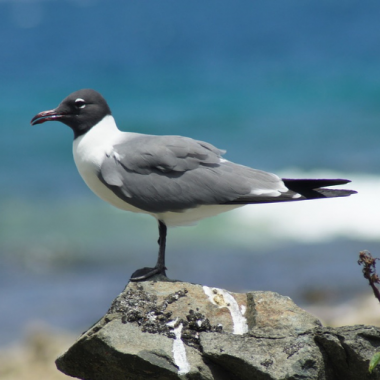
[130,265,167,282]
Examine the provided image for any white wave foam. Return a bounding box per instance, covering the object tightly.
[222,171,380,246]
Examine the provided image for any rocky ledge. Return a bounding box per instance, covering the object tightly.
[56,278,380,380]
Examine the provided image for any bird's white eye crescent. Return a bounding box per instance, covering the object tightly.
[75,98,86,109]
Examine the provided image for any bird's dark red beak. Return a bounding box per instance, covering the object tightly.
[30,109,65,125]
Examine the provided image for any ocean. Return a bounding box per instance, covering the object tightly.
[1,0,380,346]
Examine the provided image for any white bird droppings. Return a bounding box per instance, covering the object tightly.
[203,286,248,335]
[166,319,191,375]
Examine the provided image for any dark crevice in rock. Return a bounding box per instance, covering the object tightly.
[314,335,339,380]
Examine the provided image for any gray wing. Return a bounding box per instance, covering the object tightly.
[99,134,291,213]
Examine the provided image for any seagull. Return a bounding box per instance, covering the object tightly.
[31,89,356,281]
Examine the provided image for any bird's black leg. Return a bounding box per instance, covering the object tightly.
[130,220,168,281]
[156,221,167,274]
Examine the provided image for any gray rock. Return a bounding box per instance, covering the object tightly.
[56,279,380,380]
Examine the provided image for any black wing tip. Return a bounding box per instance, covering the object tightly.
[281,178,356,200]
[282,178,351,186]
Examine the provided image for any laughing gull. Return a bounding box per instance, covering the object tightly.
[31,89,356,281]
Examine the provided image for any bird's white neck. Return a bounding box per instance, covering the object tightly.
[72,115,121,169]
[76,114,120,143]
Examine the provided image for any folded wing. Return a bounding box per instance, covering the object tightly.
[98,135,356,213]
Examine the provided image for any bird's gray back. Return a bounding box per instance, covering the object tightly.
[98,134,285,213]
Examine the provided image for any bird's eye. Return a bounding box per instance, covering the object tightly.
[75,98,86,109]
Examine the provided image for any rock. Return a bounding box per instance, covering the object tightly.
[56,279,380,380]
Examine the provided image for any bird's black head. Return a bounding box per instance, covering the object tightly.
[31,89,112,139]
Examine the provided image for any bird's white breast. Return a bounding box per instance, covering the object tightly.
[72,115,148,215]
[73,115,117,181]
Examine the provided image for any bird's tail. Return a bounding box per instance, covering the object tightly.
[282,178,357,199]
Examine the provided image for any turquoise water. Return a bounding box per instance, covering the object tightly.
[1,0,380,345]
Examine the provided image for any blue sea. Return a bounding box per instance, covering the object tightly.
[1,0,380,346]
